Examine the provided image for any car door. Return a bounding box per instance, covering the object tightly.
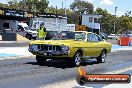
[85,33,102,57]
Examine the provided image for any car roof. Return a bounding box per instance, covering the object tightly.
[60,31,95,35]
[73,31,93,34]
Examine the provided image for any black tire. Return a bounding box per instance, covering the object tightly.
[33,37,37,40]
[36,55,47,65]
[70,51,82,66]
[96,50,106,63]
[26,34,32,40]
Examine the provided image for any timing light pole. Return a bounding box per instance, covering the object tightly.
[114,7,117,33]
[64,0,67,15]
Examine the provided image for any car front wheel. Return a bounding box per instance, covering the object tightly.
[36,55,47,65]
[67,51,82,66]
[73,51,82,66]
[96,50,106,63]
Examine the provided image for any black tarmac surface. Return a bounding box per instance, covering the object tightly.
[0,50,131,88]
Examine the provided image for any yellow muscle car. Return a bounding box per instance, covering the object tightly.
[28,31,112,66]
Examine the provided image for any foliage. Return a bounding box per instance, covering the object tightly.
[95,8,132,34]
[95,8,115,34]
[0,0,132,33]
[5,0,49,13]
[70,0,94,14]
[117,16,132,33]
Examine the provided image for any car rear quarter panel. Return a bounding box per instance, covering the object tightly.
[99,41,112,54]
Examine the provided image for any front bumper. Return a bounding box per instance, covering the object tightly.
[28,48,68,56]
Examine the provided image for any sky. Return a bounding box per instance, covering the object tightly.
[0,0,132,16]
[48,0,132,17]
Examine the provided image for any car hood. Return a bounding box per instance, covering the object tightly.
[26,30,37,33]
[30,40,84,46]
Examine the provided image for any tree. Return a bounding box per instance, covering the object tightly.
[95,8,116,34]
[0,3,8,8]
[95,8,132,34]
[117,16,132,33]
[35,0,49,13]
[21,0,49,13]
[70,0,94,14]
[7,0,20,10]
[47,6,58,14]
[6,0,49,13]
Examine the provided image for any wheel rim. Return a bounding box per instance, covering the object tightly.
[27,35,31,39]
[75,52,81,66]
[101,52,106,62]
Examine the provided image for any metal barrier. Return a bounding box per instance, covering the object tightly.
[117,36,131,46]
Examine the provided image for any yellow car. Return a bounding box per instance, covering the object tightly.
[28,31,112,66]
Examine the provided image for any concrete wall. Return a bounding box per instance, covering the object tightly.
[1,33,29,41]
[1,33,16,41]
[0,19,18,32]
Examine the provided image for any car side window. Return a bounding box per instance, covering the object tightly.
[92,34,98,42]
[87,33,101,42]
[18,25,24,31]
[87,33,93,42]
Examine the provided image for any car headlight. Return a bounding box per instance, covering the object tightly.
[29,44,38,51]
[61,46,69,51]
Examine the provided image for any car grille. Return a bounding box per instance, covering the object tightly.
[36,44,62,51]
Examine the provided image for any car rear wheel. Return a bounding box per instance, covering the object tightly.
[36,55,47,65]
[96,50,106,63]
[26,34,32,40]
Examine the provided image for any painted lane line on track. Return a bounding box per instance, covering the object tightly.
[103,66,132,74]
[0,45,132,57]
[0,55,35,60]
[41,66,132,88]
[0,44,132,59]
[0,47,32,56]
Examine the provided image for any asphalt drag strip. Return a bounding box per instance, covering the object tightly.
[0,50,131,88]
[42,65,132,88]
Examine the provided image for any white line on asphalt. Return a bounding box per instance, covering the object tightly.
[0,45,132,60]
[103,66,132,74]
[0,55,35,60]
[111,46,132,52]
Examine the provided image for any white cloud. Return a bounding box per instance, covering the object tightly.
[117,11,124,17]
[86,0,95,2]
[82,0,95,3]
[100,0,114,6]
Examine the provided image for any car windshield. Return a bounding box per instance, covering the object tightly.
[52,32,86,40]
[24,27,30,30]
[31,29,37,31]
[47,31,58,35]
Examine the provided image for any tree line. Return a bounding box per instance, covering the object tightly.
[0,0,132,34]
